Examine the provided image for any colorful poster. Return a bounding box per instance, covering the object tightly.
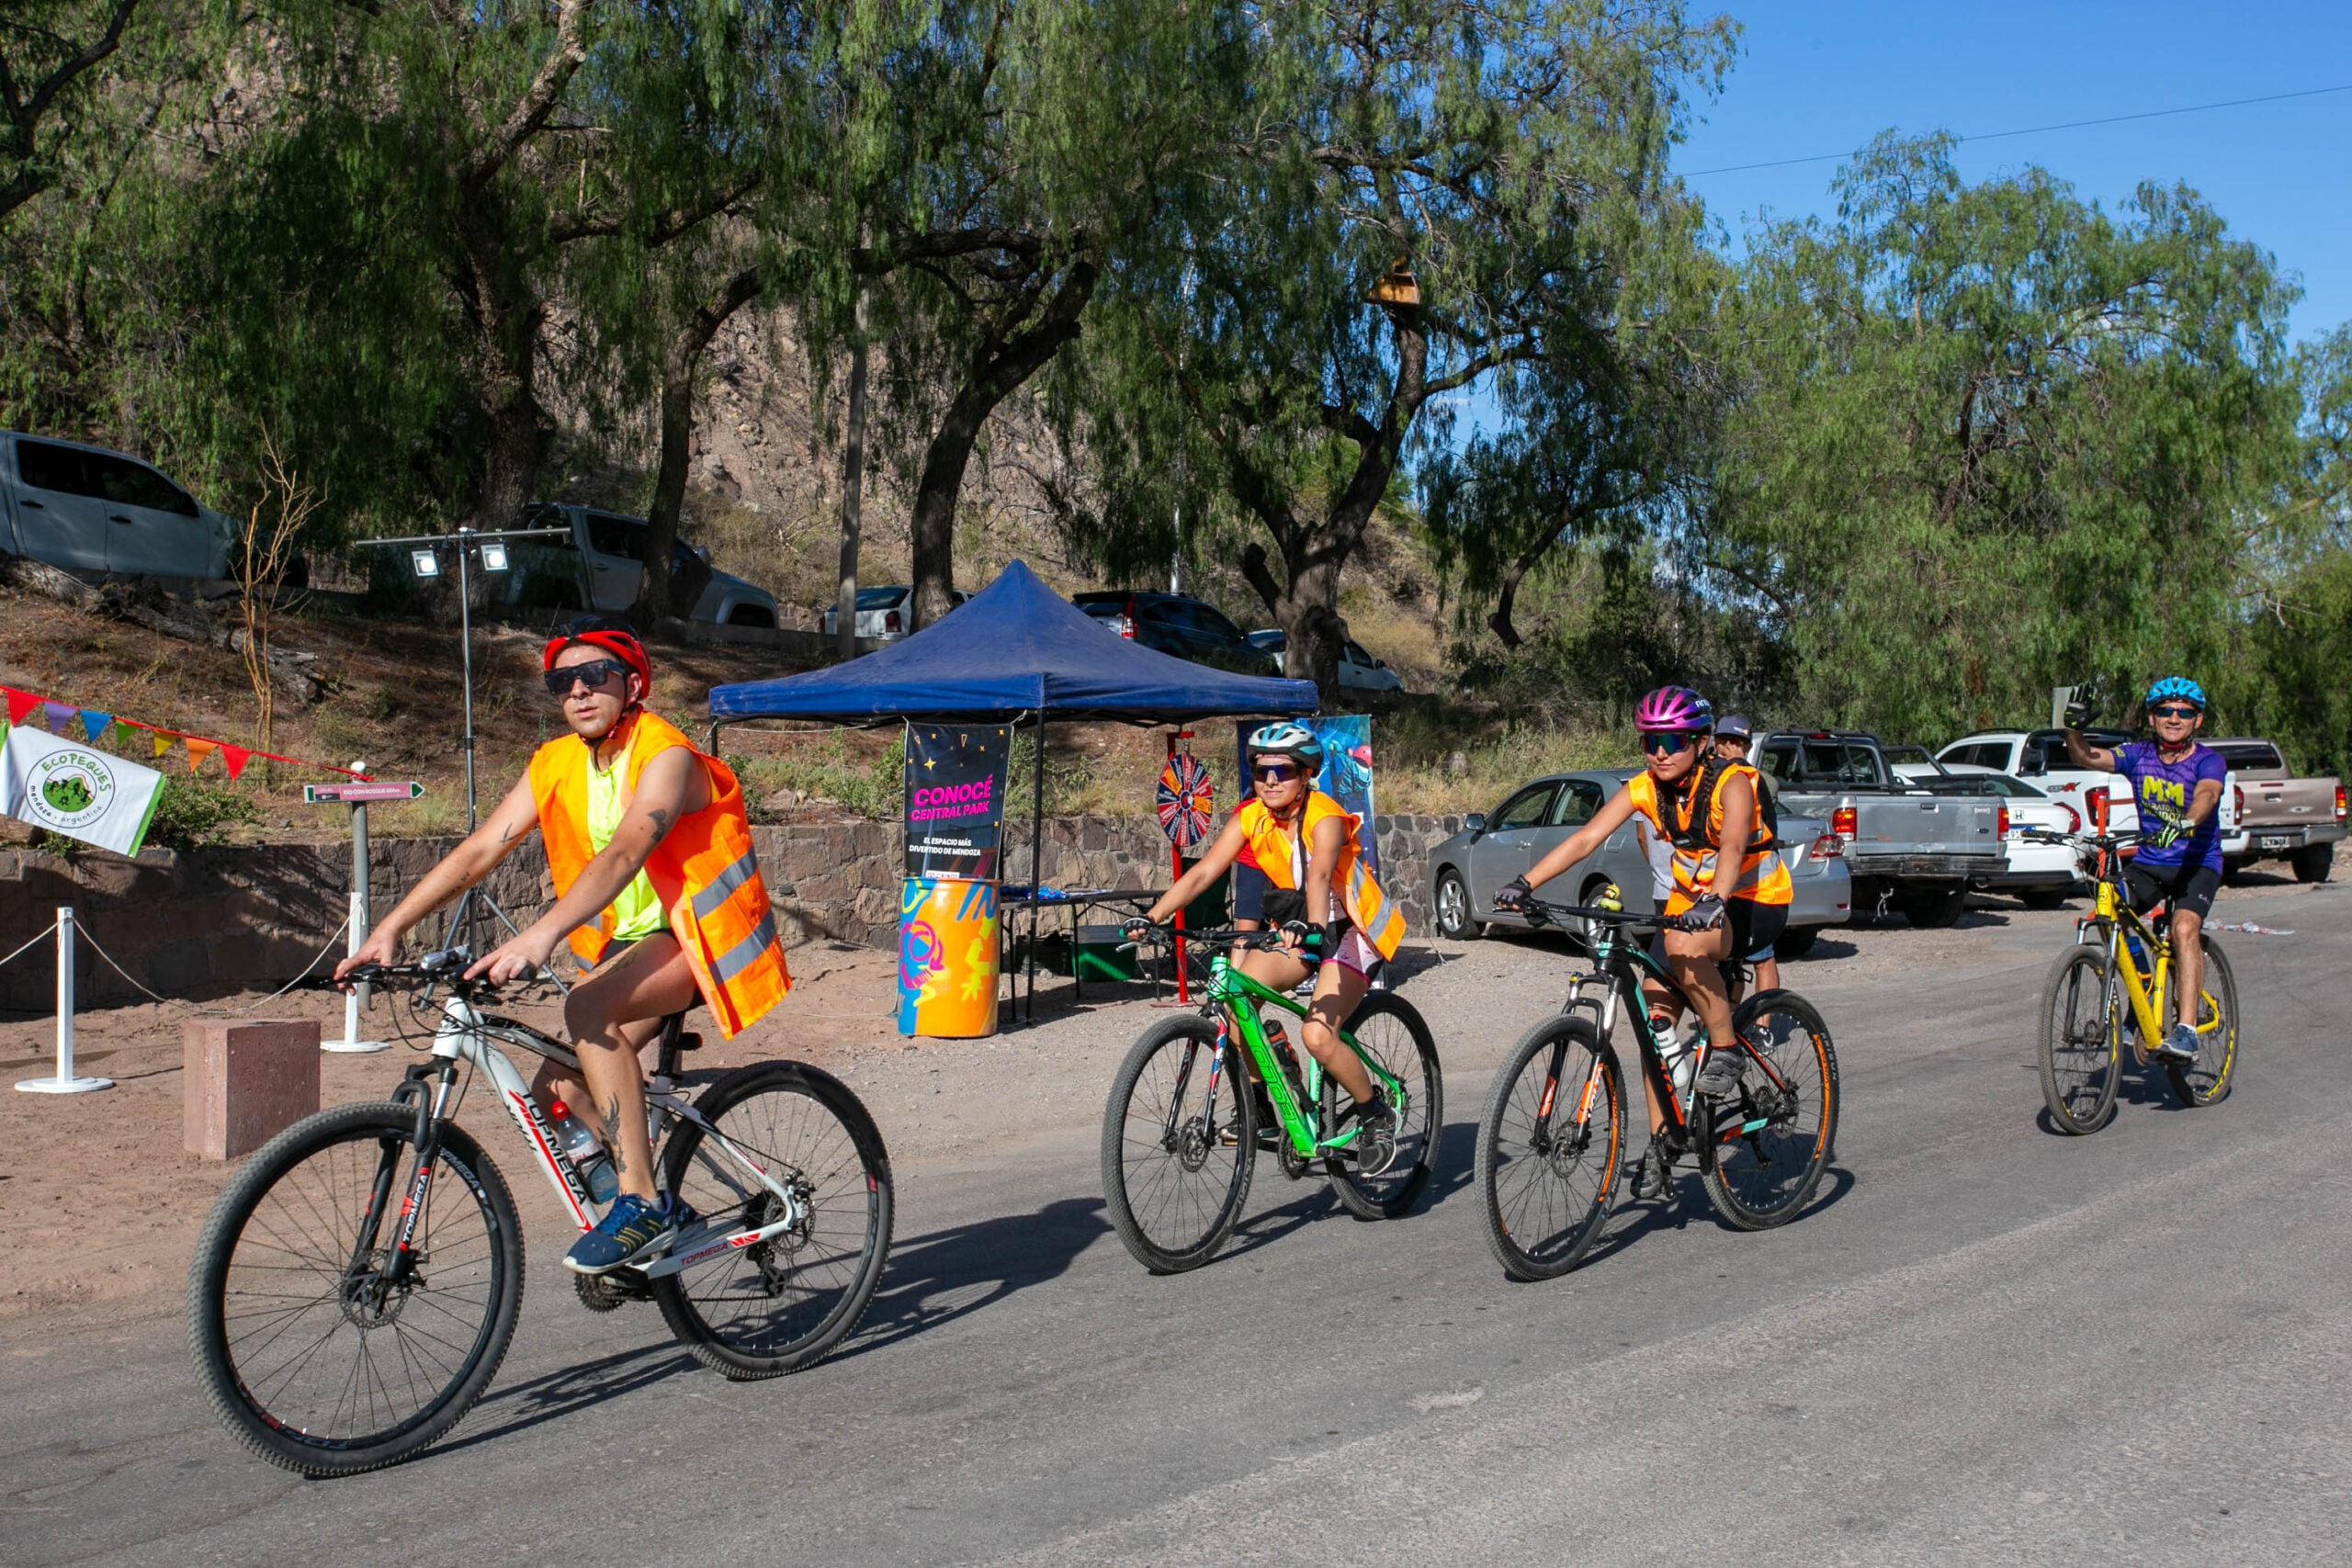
[904,722,1012,879]
[1,725,165,857]
[1235,715,1378,873]
[897,876,1001,1037]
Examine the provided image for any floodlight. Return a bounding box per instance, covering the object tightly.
[478,540,509,572]
[410,548,440,579]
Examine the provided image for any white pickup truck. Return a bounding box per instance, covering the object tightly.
[1935,728,2142,835]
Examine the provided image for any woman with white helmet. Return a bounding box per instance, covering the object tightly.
[1132,721,1408,1156]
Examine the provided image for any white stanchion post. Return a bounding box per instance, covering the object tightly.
[17,907,113,1094]
[325,886,389,1053]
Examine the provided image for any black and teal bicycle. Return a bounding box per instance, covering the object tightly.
[1474,891,1838,1281]
[1100,928,1441,1272]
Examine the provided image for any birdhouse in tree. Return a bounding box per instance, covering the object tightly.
[1365,258,1420,309]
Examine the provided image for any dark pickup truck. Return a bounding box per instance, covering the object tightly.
[1754,730,2007,928]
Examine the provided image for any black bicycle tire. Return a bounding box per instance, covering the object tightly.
[653,1062,895,1379]
[2165,934,2239,1108]
[1100,1014,1256,1272]
[185,1102,523,1477]
[1322,991,1442,1221]
[2038,943,2121,1134]
[1696,990,1839,1230]
[1475,1014,1623,1281]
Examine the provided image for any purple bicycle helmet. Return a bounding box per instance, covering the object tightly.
[1634,685,1713,733]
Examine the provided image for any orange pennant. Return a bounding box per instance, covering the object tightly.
[184,737,218,773]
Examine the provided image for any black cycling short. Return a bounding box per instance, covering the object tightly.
[1230,862,1271,923]
[2123,861,2222,922]
[1660,897,1787,962]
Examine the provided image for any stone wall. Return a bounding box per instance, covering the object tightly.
[0,812,1472,1010]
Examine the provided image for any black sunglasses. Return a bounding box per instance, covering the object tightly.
[2150,704,2201,719]
[1252,761,1302,782]
[1641,731,1703,756]
[544,660,631,696]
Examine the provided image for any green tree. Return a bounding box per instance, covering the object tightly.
[1069,0,1735,695]
[1709,135,2302,740]
[0,0,144,223]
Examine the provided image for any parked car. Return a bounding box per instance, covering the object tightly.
[1935,728,2141,834]
[0,430,240,581]
[1894,760,2083,908]
[1755,730,2006,928]
[1424,769,1851,958]
[1244,628,1404,694]
[819,583,969,642]
[2207,737,2346,882]
[1074,591,1279,676]
[501,502,778,626]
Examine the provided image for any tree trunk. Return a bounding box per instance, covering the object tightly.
[633,266,763,626]
[835,270,871,660]
[907,256,1099,630]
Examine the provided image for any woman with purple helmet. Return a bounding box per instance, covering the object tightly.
[1494,685,1792,1198]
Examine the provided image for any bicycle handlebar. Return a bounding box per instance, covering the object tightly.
[1514,897,1679,932]
[2020,828,2143,851]
[1118,922,1324,962]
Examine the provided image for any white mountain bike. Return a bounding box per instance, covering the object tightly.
[186,948,893,1476]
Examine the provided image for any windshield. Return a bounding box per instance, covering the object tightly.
[854,586,906,610]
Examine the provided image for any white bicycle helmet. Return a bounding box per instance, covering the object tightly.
[1245,721,1325,773]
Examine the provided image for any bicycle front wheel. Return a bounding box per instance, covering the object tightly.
[2165,934,2239,1108]
[654,1062,894,1380]
[1476,1014,1623,1281]
[1101,1015,1255,1272]
[1696,990,1838,1230]
[2039,943,2121,1134]
[185,1102,522,1476]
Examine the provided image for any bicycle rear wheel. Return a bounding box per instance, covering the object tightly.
[1476,1014,1623,1281]
[2165,934,2239,1108]
[2039,943,2121,1134]
[654,1062,894,1379]
[1102,1015,1255,1272]
[1323,991,1442,1220]
[186,1103,522,1476]
[1696,990,1838,1230]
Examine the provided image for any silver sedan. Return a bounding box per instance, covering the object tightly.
[1425,769,1853,957]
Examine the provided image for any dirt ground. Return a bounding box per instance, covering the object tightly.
[1,860,2335,1324]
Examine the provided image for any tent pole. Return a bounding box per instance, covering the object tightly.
[1028,713,1046,1021]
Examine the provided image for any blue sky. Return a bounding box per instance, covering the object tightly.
[1678,0,2352,342]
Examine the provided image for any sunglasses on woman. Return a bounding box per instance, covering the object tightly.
[2150,704,2200,720]
[1640,731,1703,756]
[1252,761,1301,783]
[543,659,631,696]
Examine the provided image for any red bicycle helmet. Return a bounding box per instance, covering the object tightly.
[542,615,652,696]
[1634,684,1713,733]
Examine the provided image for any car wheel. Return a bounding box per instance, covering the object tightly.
[1773,924,1820,959]
[2291,843,2335,884]
[1894,886,1968,929]
[1433,869,1481,941]
[2018,887,2070,910]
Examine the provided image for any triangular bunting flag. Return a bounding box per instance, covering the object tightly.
[80,710,112,744]
[184,737,218,773]
[43,701,76,737]
[220,744,253,781]
[111,720,138,748]
[151,729,174,759]
[4,688,37,725]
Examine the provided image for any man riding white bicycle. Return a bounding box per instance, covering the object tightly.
[337,616,791,1274]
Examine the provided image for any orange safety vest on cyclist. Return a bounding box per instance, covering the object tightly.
[1625,761,1792,910]
[1232,790,1406,961]
[527,709,791,1038]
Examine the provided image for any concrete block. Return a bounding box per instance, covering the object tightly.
[185,1018,321,1160]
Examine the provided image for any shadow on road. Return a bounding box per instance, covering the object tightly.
[435,1339,702,1457]
[834,1195,1112,1361]
[1543,1157,1860,1280]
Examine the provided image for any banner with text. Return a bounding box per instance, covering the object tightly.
[903,723,1012,880]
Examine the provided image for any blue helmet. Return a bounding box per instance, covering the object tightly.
[1245,721,1325,773]
[2145,676,2207,711]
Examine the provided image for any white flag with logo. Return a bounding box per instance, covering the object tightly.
[1,724,165,856]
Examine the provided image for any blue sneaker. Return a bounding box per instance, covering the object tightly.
[565,1192,697,1276]
[2157,1023,2200,1063]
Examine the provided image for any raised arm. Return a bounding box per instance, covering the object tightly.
[2061,728,2119,774]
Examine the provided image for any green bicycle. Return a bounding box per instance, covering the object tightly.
[1100,928,1441,1273]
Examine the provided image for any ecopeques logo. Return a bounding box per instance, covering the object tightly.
[25,748,117,832]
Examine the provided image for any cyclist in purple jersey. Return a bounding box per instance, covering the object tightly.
[2062,677,2225,1061]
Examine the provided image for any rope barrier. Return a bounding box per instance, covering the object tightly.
[0,916,56,975]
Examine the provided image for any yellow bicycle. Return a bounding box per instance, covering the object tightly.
[2030,828,2238,1134]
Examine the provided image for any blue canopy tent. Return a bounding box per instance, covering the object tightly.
[707,559,1317,1013]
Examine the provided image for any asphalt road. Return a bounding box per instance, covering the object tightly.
[6,894,2348,1567]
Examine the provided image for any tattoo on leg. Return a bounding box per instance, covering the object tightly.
[598,1094,628,1181]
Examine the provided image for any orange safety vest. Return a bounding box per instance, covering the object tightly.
[527,709,790,1038]
[1625,760,1793,910]
[1232,790,1406,960]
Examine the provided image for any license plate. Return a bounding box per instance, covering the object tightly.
[2258,834,2291,850]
